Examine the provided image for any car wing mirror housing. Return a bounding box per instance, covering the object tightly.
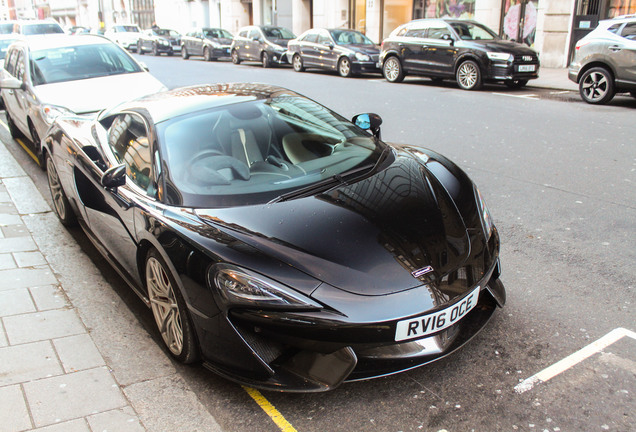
[138,61,149,72]
[352,113,383,139]
[0,76,25,90]
[101,164,126,189]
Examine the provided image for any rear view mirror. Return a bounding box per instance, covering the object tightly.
[101,164,126,189]
[352,113,383,139]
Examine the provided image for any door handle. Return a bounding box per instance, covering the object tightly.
[609,45,622,52]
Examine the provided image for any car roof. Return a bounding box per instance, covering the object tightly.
[106,83,301,124]
[9,34,112,51]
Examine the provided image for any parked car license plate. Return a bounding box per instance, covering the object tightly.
[518,65,536,72]
[395,286,480,342]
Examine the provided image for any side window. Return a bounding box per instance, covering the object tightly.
[607,24,622,34]
[248,29,260,40]
[4,48,16,74]
[302,33,318,43]
[238,30,248,38]
[14,51,24,81]
[107,113,153,193]
[396,27,407,37]
[620,22,636,40]
[427,25,452,40]
[405,27,426,38]
[317,33,331,45]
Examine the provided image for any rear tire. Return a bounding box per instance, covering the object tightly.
[262,52,270,68]
[181,46,189,59]
[292,54,304,72]
[46,154,77,227]
[153,43,160,56]
[137,41,144,54]
[383,56,404,83]
[456,60,482,90]
[579,67,615,105]
[146,249,200,364]
[203,47,212,62]
[231,49,241,64]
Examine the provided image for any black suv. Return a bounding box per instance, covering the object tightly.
[231,25,295,67]
[380,19,540,90]
[568,16,636,105]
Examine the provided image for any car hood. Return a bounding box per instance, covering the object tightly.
[33,73,166,114]
[268,38,291,47]
[195,152,475,296]
[467,39,537,55]
[344,44,380,55]
[209,37,232,45]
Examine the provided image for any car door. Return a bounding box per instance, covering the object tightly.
[401,25,429,73]
[247,29,262,60]
[420,23,457,76]
[613,22,636,85]
[82,112,156,286]
[316,30,337,69]
[193,30,205,56]
[299,31,318,66]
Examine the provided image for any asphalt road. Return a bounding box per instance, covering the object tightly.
[3,54,635,432]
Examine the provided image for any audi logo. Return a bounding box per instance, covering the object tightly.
[522,55,533,62]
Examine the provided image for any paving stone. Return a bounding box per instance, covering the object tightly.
[0,142,25,178]
[3,177,51,215]
[0,322,7,347]
[0,384,32,432]
[24,367,128,428]
[87,407,145,432]
[0,190,11,203]
[30,285,68,311]
[1,224,30,238]
[125,374,223,432]
[32,419,90,432]
[0,266,57,291]
[0,340,63,386]
[14,251,47,267]
[0,203,17,214]
[53,334,105,373]
[0,252,16,270]
[0,236,37,253]
[0,214,21,226]
[0,288,36,317]
[4,309,85,345]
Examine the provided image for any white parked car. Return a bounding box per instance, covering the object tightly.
[0,34,166,165]
[105,25,143,52]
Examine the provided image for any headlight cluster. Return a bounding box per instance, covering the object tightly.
[486,52,513,62]
[159,39,169,46]
[210,263,321,309]
[42,104,75,125]
[355,52,371,62]
[475,186,494,239]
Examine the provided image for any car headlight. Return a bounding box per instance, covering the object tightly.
[210,264,322,309]
[355,52,371,62]
[268,43,285,52]
[159,39,169,45]
[475,186,494,239]
[42,104,75,125]
[487,52,513,62]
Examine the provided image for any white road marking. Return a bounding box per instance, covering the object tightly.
[515,327,636,393]
[492,92,539,100]
[550,91,571,95]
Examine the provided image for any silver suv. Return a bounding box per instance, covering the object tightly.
[568,15,636,104]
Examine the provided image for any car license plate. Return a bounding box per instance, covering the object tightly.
[395,286,480,342]
[518,65,536,72]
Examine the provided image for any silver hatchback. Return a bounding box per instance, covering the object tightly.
[568,16,636,104]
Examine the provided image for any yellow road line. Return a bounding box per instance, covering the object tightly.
[242,386,298,432]
[0,119,41,166]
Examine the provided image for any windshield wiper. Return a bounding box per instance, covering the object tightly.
[269,143,392,204]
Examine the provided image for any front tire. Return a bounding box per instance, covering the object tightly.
[579,67,615,105]
[231,49,241,64]
[262,52,271,68]
[46,154,76,227]
[181,46,189,59]
[338,57,352,77]
[29,122,45,168]
[137,41,144,54]
[153,43,160,56]
[292,54,304,72]
[456,60,482,90]
[203,47,212,62]
[5,110,22,140]
[383,56,404,83]
[146,249,199,364]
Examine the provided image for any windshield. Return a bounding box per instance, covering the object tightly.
[449,22,499,40]
[21,23,64,35]
[0,39,16,59]
[262,27,295,40]
[115,25,140,33]
[30,43,143,85]
[0,23,14,34]
[158,96,383,207]
[203,28,232,39]
[155,29,179,38]
[330,30,374,45]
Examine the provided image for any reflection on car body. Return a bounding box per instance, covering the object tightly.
[43,83,506,392]
[181,27,233,61]
[231,25,295,67]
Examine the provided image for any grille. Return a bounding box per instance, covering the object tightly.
[515,54,537,63]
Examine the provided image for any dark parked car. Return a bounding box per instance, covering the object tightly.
[137,28,181,56]
[380,18,540,90]
[231,25,295,67]
[568,16,636,105]
[43,83,505,392]
[287,28,380,77]
[181,27,232,61]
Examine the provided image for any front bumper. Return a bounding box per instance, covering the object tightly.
[267,50,289,64]
[211,46,231,58]
[487,59,540,81]
[351,61,380,74]
[195,263,504,392]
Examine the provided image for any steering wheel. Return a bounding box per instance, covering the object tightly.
[184,150,250,185]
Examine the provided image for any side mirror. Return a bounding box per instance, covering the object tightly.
[441,34,454,45]
[326,42,334,50]
[138,61,149,72]
[0,76,24,90]
[352,113,382,139]
[252,36,260,42]
[101,164,126,189]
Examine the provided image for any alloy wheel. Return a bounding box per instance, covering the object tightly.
[46,155,76,226]
[338,57,351,77]
[204,47,211,61]
[293,54,304,72]
[580,67,614,105]
[457,60,482,90]
[383,57,404,83]
[147,256,184,356]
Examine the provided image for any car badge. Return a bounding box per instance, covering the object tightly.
[522,55,533,62]
[411,266,434,278]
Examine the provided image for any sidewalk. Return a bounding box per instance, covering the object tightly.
[0,138,222,431]
[528,67,578,92]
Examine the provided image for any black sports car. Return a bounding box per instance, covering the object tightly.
[43,83,505,392]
